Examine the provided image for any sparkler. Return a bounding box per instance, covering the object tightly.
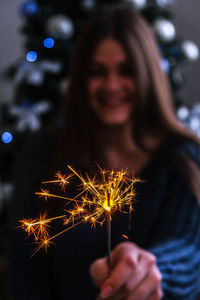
[20,166,140,267]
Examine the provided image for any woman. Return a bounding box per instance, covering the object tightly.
[8,6,200,300]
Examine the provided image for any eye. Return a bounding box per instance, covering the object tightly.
[88,66,106,78]
[119,64,134,77]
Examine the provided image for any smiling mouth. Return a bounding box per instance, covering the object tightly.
[98,97,131,108]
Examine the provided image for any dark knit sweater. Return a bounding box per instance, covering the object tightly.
[7,134,200,300]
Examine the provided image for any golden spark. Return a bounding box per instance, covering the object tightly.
[122,234,129,240]
[20,213,66,242]
[67,166,139,225]
[42,172,73,191]
[20,165,141,255]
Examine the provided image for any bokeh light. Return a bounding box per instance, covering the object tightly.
[1,132,13,144]
[43,37,55,48]
[26,51,37,62]
[20,1,39,17]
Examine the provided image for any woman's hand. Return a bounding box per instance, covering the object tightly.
[90,242,163,300]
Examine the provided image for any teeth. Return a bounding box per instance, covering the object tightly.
[105,101,122,106]
[107,99,123,103]
[99,98,126,105]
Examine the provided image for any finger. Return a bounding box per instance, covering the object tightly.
[102,256,153,299]
[90,257,109,288]
[97,292,123,300]
[126,265,162,300]
[122,252,156,294]
[99,250,156,299]
[97,294,102,300]
[145,288,163,300]
[100,253,137,298]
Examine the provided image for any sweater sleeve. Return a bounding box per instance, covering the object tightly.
[149,159,200,300]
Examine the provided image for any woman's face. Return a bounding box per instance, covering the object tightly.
[87,38,136,126]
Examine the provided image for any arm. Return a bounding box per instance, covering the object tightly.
[90,156,200,300]
[149,199,200,300]
[90,195,200,300]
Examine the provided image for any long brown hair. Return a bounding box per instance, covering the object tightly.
[55,6,200,199]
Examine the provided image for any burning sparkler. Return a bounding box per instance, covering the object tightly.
[20,166,140,265]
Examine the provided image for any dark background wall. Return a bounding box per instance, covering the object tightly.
[0,0,23,104]
[173,0,200,105]
[0,0,200,106]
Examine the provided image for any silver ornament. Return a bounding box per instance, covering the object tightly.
[160,58,170,73]
[9,100,52,132]
[189,116,200,131]
[177,106,189,121]
[81,0,96,11]
[154,19,176,42]
[181,40,199,61]
[156,0,175,8]
[123,0,147,10]
[46,15,74,39]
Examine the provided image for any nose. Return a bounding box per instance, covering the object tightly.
[104,72,121,92]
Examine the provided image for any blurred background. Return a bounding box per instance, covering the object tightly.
[1,0,200,299]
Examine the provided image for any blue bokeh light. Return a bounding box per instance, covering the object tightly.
[160,58,170,73]
[26,51,37,62]
[43,37,55,49]
[20,1,39,17]
[1,132,13,144]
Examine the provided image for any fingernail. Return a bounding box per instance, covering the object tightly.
[101,285,113,298]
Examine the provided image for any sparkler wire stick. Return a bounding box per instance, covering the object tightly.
[106,192,111,276]
[107,213,111,276]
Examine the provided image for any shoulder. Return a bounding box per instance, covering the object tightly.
[153,136,200,193]
[163,136,200,166]
[179,137,200,162]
